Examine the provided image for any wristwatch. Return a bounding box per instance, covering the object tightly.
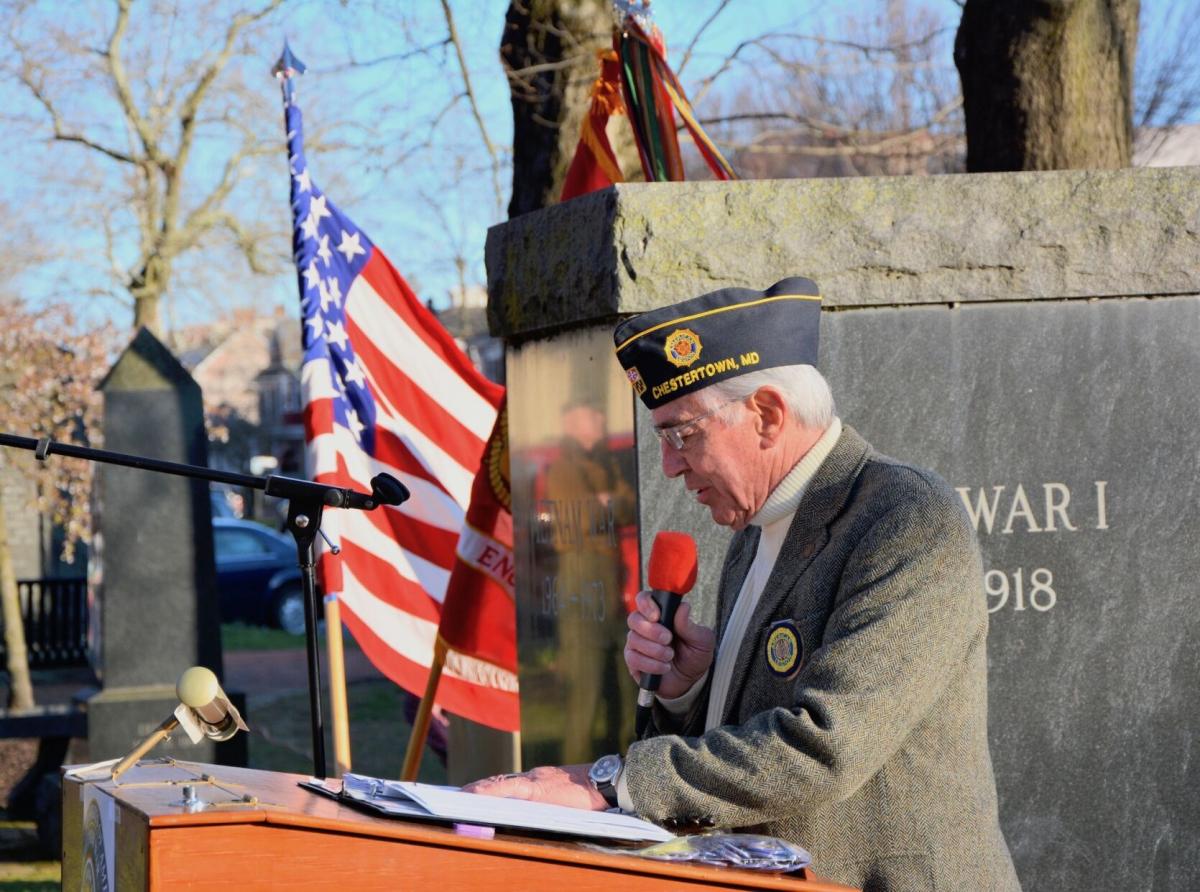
[588,753,623,808]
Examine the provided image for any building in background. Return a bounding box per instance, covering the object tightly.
[435,285,505,385]
[1135,123,1200,166]
[176,307,305,522]
[0,456,68,579]
[171,293,501,524]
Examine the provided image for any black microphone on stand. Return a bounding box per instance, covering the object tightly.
[297,472,410,510]
[368,472,410,506]
[635,531,698,738]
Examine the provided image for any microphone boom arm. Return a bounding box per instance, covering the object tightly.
[0,431,408,780]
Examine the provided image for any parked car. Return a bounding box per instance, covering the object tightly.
[212,517,307,635]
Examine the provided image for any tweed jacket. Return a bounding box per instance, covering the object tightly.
[624,426,1020,892]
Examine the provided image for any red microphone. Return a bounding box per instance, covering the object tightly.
[636,531,698,737]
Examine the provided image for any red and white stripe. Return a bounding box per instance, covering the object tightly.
[302,249,512,721]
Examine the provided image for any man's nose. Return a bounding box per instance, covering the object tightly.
[660,439,688,478]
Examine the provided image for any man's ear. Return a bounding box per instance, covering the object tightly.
[749,387,788,445]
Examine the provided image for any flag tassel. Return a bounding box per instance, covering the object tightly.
[402,635,449,780]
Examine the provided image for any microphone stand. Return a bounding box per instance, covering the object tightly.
[0,431,408,780]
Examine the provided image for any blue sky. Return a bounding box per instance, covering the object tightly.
[0,0,1191,331]
[270,0,963,313]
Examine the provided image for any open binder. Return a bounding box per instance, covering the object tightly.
[301,773,674,843]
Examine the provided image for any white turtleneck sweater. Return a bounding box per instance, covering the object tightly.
[614,418,842,810]
[658,415,842,729]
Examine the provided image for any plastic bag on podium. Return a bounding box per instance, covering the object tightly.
[589,832,812,872]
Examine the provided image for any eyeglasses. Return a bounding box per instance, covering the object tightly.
[652,398,741,450]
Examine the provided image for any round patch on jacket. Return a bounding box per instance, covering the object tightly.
[765,620,802,678]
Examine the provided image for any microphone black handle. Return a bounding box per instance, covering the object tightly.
[638,588,683,692]
[339,473,410,509]
[370,472,410,506]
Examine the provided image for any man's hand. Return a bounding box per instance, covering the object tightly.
[624,590,715,699]
[463,764,606,811]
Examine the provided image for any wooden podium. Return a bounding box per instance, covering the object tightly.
[62,761,857,891]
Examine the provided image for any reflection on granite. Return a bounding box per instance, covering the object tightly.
[507,327,640,765]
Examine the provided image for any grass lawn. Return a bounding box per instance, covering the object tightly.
[0,821,57,888]
[219,620,364,652]
[245,678,447,784]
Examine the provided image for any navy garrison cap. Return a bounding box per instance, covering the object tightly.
[613,277,822,409]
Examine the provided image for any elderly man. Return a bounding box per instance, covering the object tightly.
[469,278,1020,891]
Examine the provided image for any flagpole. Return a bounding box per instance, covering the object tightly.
[274,42,355,779]
[324,595,353,775]
[402,635,448,780]
[275,41,520,774]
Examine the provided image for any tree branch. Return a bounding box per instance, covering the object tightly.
[15,61,138,164]
[676,0,733,77]
[505,54,590,80]
[700,97,962,139]
[321,38,452,73]
[106,0,165,166]
[441,0,504,214]
[690,26,953,107]
[178,143,271,252]
[176,0,285,176]
[213,211,275,275]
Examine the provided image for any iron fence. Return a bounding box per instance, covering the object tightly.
[0,578,89,669]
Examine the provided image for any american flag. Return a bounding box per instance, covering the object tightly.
[278,52,518,730]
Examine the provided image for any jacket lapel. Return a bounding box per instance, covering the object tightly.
[669,527,758,736]
[715,527,759,639]
[719,425,872,724]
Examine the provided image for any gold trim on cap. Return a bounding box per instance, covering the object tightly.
[615,293,821,353]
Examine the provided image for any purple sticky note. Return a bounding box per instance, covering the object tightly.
[453,823,495,840]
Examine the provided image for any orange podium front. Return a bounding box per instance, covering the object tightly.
[62,761,857,891]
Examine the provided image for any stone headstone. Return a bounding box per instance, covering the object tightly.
[88,328,244,766]
[487,169,1200,891]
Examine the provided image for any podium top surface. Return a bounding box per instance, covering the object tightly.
[66,760,855,891]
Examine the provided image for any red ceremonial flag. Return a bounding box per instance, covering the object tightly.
[561,17,735,203]
[435,398,519,729]
[560,49,626,201]
[282,59,517,731]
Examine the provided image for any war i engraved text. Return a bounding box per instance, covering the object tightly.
[954,481,1110,614]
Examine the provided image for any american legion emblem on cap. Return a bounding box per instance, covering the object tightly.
[612,277,822,409]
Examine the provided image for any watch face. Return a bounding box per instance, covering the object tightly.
[590,754,620,784]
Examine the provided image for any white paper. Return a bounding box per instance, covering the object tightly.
[64,758,121,780]
[350,775,673,843]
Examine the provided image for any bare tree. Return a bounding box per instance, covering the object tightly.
[955,0,1139,171]
[695,0,1193,176]
[442,0,506,215]
[694,1,964,179]
[1,0,288,333]
[501,0,641,217]
[0,303,112,709]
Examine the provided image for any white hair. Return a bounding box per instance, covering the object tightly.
[698,364,835,430]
